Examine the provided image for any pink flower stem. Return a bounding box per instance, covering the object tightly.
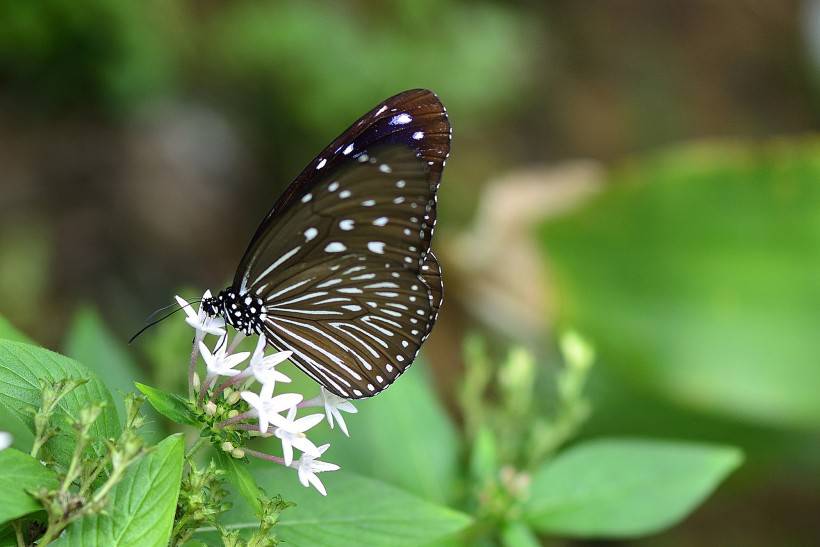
[211,373,249,401]
[228,333,246,354]
[188,334,203,399]
[216,411,255,428]
[198,375,215,405]
[245,448,286,466]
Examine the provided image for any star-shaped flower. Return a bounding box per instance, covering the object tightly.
[303,387,357,436]
[199,336,250,380]
[240,390,303,433]
[247,335,292,398]
[274,406,324,466]
[176,290,225,338]
[291,443,339,496]
[0,431,11,451]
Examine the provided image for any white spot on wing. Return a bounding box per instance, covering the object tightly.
[317,158,327,169]
[304,227,318,241]
[302,193,312,203]
[339,219,354,231]
[412,131,424,140]
[389,113,413,125]
[343,143,354,155]
[328,181,339,192]
[325,242,347,253]
[368,241,386,254]
[373,217,388,226]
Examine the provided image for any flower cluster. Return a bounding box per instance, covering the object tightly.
[178,292,357,496]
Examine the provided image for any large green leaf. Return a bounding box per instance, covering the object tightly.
[64,307,144,422]
[0,400,34,451]
[56,434,184,547]
[0,340,120,464]
[524,438,742,538]
[539,141,820,428]
[209,466,472,547]
[314,363,460,504]
[0,448,59,525]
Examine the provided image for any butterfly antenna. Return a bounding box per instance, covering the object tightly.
[128,298,201,344]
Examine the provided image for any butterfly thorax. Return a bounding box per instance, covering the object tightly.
[203,288,266,335]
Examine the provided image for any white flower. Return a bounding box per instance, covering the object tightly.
[274,406,324,466]
[199,336,250,380]
[291,443,339,496]
[0,431,11,451]
[240,390,303,433]
[176,291,225,338]
[247,335,292,398]
[303,386,357,436]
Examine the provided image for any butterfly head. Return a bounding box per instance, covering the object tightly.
[204,288,265,336]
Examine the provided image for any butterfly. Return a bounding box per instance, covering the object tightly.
[200,89,450,399]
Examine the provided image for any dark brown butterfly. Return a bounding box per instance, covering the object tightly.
[201,89,450,399]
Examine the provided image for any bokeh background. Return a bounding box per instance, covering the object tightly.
[2,1,820,545]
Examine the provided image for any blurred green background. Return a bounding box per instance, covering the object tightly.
[1,0,819,545]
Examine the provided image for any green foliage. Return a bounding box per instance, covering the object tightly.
[215,451,263,518]
[65,307,144,422]
[136,382,198,427]
[0,340,120,465]
[209,1,532,135]
[539,140,820,428]
[210,466,473,547]
[523,438,743,538]
[55,433,184,546]
[0,0,178,113]
[0,400,34,451]
[327,363,460,504]
[0,449,59,524]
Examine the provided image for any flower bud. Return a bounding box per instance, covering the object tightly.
[221,441,235,453]
[204,401,218,416]
[226,390,241,406]
[231,448,245,459]
[227,409,239,419]
[192,372,201,391]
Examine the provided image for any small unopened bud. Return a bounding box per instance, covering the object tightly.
[204,401,217,416]
[226,391,241,406]
[221,441,235,453]
[231,448,245,459]
[192,372,201,391]
[223,388,234,400]
[227,409,239,419]
[560,330,595,371]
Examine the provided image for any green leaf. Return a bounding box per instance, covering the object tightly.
[539,141,820,427]
[319,363,460,503]
[213,466,472,547]
[524,438,743,538]
[0,315,32,344]
[0,340,120,465]
[56,433,185,547]
[135,382,198,426]
[64,307,144,423]
[215,451,262,517]
[500,521,540,547]
[0,401,34,451]
[0,448,59,524]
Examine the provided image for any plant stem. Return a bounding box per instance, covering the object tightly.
[12,520,24,547]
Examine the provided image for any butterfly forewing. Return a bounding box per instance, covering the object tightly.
[233,89,450,399]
